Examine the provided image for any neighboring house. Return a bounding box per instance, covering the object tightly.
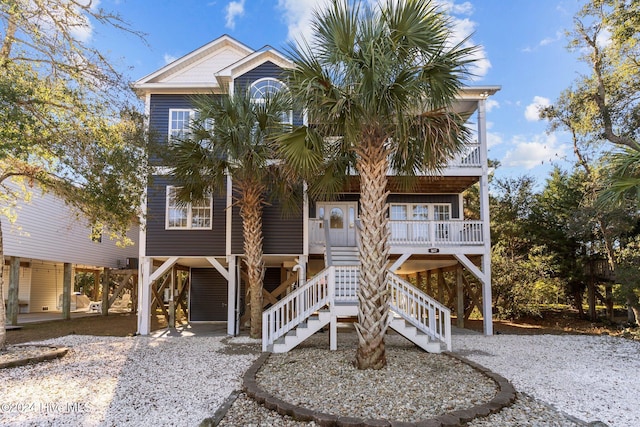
[133,35,499,353]
[2,180,139,315]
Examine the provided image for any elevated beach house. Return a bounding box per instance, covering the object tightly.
[133,35,499,352]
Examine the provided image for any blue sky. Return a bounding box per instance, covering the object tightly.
[92,0,588,186]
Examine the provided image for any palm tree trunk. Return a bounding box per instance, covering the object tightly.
[238,182,265,338]
[354,130,390,370]
[0,216,6,350]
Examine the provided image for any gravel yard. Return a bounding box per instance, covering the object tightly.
[1,328,638,426]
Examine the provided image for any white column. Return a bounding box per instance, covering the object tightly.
[477,98,493,336]
[227,256,237,335]
[226,173,233,257]
[137,257,152,335]
[303,182,309,257]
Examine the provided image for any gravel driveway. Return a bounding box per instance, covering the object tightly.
[1,331,638,426]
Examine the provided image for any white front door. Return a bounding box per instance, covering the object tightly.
[317,202,357,246]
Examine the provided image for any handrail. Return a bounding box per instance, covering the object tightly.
[388,220,483,246]
[262,266,452,353]
[262,266,334,351]
[387,272,452,351]
[449,142,481,167]
[323,219,332,266]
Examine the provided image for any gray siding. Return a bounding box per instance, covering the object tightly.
[190,268,227,321]
[235,61,287,91]
[149,94,193,142]
[262,201,303,254]
[146,176,226,256]
[230,198,303,255]
[234,61,303,126]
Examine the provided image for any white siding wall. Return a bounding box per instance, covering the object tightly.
[168,48,246,84]
[3,264,32,312]
[29,261,62,312]
[2,183,138,268]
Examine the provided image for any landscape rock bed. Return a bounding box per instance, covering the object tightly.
[0,345,68,369]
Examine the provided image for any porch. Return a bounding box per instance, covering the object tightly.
[309,218,485,254]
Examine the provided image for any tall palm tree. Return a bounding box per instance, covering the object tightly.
[279,0,477,369]
[169,88,292,338]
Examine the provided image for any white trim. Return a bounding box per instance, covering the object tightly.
[133,35,254,87]
[249,78,293,125]
[303,182,309,256]
[137,257,153,335]
[205,257,229,280]
[216,49,293,79]
[389,253,411,272]
[165,186,213,230]
[227,256,236,335]
[168,108,195,140]
[226,174,233,256]
[149,257,179,283]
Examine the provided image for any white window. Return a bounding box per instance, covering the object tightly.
[249,78,292,124]
[169,109,194,139]
[389,202,452,241]
[390,204,408,240]
[433,204,451,241]
[166,186,212,230]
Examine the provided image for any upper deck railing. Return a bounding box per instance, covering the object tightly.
[309,219,484,250]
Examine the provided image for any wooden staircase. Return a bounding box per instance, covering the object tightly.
[262,265,451,354]
[330,246,360,266]
[388,315,442,353]
[267,309,332,353]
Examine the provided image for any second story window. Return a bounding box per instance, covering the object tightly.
[249,78,292,124]
[169,109,194,139]
[166,186,212,230]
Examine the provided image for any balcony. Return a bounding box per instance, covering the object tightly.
[309,219,485,254]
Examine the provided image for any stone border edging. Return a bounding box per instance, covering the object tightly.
[0,346,69,369]
[243,351,517,427]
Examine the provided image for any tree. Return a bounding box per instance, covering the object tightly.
[541,0,640,322]
[0,1,148,350]
[279,0,476,369]
[168,88,294,339]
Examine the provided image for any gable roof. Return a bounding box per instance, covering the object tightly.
[133,35,256,95]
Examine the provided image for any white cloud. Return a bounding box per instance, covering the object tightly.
[502,133,569,169]
[487,131,503,149]
[539,31,562,46]
[522,30,563,52]
[278,0,329,43]
[485,99,499,112]
[524,96,551,121]
[225,0,245,29]
[597,27,612,49]
[163,54,178,64]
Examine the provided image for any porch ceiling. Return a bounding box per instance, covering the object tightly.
[389,254,482,275]
[343,176,479,194]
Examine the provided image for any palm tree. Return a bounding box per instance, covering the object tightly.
[279,0,477,369]
[169,87,292,338]
[599,148,640,206]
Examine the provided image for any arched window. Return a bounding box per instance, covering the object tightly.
[249,78,292,124]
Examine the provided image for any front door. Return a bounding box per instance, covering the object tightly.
[317,202,357,246]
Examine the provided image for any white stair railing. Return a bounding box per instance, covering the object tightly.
[334,265,359,303]
[387,272,452,351]
[262,266,335,351]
